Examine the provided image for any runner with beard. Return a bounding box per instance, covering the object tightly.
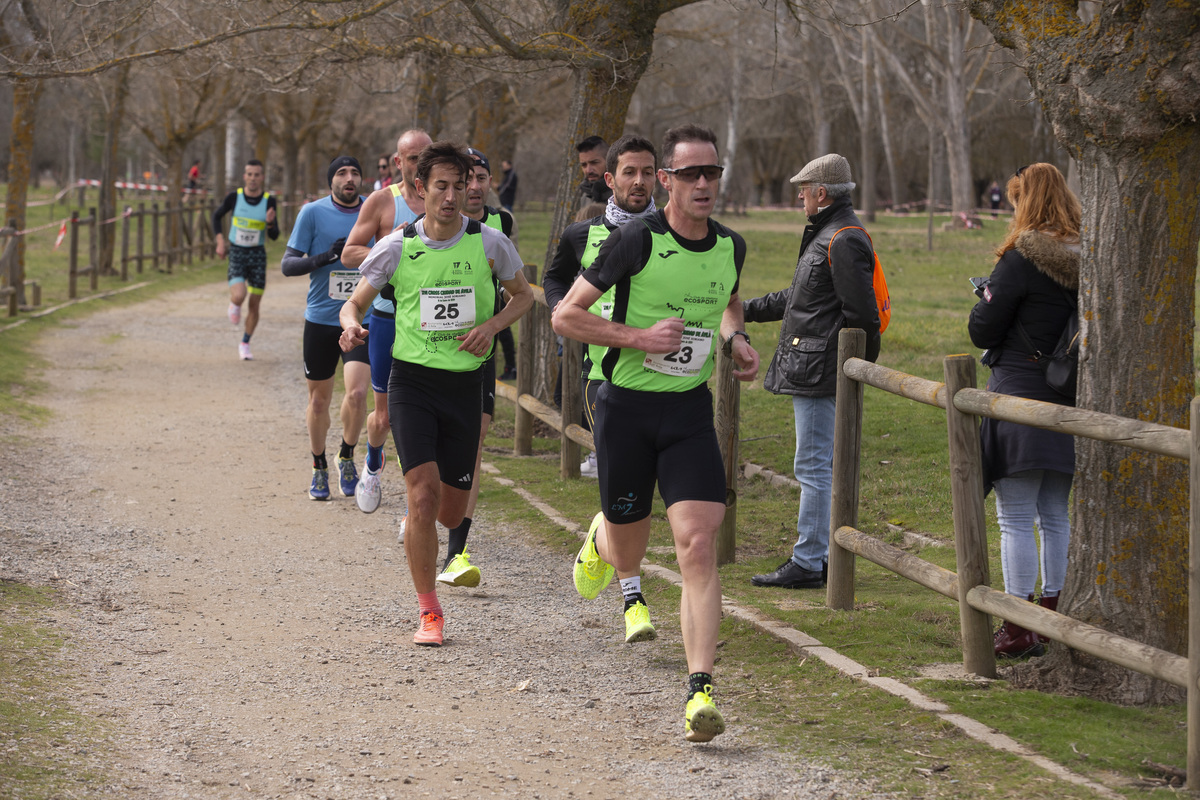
[281,156,371,502]
[543,134,661,644]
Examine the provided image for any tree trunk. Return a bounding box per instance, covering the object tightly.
[166,148,184,251]
[1014,131,1200,704]
[966,0,1200,705]
[4,78,41,306]
[415,52,447,138]
[873,70,901,209]
[858,29,875,222]
[212,122,227,202]
[98,64,131,276]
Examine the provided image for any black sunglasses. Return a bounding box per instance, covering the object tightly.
[663,164,724,182]
[1015,164,1029,178]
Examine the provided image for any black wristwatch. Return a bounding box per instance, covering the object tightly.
[723,330,750,355]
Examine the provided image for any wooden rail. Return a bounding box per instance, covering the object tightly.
[830,329,1198,785]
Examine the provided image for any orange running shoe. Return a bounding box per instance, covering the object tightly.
[413,610,444,647]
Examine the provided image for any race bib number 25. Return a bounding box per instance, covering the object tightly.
[419,286,476,330]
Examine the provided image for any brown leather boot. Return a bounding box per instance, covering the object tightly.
[994,594,1046,659]
[994,621,1045,659]
[1035,594,1059,643]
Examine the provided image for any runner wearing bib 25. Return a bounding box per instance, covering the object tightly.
[338,142,533,649]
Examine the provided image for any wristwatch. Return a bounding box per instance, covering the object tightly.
[723,330,750,355]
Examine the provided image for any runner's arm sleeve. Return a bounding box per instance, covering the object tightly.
[211,192,237,236]
[543,223,587,311]
[281,241,344,277]
[266,196,280,241]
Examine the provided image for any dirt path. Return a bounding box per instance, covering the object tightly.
[1,277,890,799]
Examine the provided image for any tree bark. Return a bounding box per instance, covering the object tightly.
[4,78,41,306]
[968,0,1200,704]
[98,64,132,276]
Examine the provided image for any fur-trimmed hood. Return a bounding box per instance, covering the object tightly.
[1014,230,1080,291]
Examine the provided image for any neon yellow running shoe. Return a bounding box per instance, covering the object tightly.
[684,686,726,743]
[436,551,481,588]
[573,512,614,600]
[624,601,657,643]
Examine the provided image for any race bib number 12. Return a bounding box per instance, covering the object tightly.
[328,270,360,300]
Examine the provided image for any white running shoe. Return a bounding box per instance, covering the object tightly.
[356,464,382,513]
[398,515,406,544]
[228,302,241,325]
[580,451,598,478]
[238,342,253,360]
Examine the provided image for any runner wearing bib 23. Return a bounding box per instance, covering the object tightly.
[338,142,533,649]
[551,125,759,744]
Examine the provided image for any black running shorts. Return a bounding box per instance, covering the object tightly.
[593,383,726,524]
[387,359,483,490]
[482,355,496,417]
[303,320,370,382]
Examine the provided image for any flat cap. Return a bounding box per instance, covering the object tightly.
[790,153,852,185]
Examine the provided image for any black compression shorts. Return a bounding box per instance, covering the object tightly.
[387,359,483,491]
[593,382,726,524]
[482,355,496,417]
[303,320,370,382]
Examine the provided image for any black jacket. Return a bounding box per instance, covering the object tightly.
[968,229,1080,490]
[968,230,1079,373]
[743,196,881,397]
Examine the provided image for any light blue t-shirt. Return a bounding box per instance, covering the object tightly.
[371,187,421,315]
[287,195,368,327]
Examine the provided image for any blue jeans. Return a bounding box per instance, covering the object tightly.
[994,469,1072,598]
[790,395,837,572]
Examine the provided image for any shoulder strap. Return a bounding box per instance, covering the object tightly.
[828,225,873,258]
[1014,319,1044,359]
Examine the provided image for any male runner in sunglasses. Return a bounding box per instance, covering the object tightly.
[552,124,758,743]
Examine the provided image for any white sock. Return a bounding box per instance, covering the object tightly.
[620,576,642,601]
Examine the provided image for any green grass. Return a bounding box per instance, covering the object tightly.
[0,581,110,797]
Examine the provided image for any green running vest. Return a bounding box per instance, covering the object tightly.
[582,223,615,381]
[602,228,737,392]
[389,220,496,371]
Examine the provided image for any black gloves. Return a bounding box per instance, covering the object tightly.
[323,238,347,265]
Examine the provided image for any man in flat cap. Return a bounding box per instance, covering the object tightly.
[743,153,881,589]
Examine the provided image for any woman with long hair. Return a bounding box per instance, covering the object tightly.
[968,162,1081,659]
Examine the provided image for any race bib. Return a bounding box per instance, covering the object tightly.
[599,300,614,321]
[419,286,476,330]
[642,327,712,377]
[327,270,360,300]
[232,227,260,247]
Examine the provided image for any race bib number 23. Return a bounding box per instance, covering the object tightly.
[643,327,713,377]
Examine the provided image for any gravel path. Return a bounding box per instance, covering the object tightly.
[0,277,892,799]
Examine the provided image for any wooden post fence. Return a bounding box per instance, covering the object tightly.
[828,328,866,610]
[828,328,1198,782]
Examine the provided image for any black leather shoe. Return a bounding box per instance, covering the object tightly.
[751,559,826,589]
